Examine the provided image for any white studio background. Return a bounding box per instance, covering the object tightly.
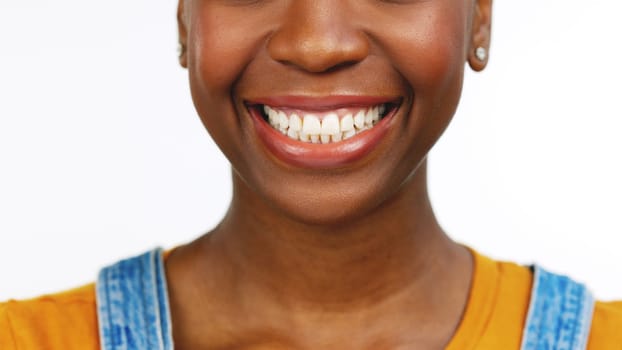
[0,1,620,301]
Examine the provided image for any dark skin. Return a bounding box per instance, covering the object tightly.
[166,0,493,349]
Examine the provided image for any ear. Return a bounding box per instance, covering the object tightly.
[468,0,493,72]
[177,0,188,68]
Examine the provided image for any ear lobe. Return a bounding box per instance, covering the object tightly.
[468,0,493,72]
[177,0,188,68]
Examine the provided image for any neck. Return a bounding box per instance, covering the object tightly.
[201,161,469,312]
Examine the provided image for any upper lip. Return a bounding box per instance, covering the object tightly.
[245,95,401,111]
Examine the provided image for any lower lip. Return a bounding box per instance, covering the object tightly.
[248,107,398,169]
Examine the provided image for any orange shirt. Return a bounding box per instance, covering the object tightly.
[2,251,622,349]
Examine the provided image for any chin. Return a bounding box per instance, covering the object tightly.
[253,170,405,227]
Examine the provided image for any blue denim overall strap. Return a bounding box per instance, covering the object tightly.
[520,265,595,350]
[96,248,174,350]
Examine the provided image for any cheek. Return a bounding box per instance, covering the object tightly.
[382,6,468,94]
[185,6,268,158]
[188,7,263,93]
[371,5,469,165]
[389,6,468,136]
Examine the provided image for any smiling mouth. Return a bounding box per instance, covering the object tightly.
[248,101,400,144]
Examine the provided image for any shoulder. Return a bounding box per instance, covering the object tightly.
[0,284,100,350]
[588,300,622,349]
[470,251,622,349]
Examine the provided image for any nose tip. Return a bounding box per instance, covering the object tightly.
[266,5,370,73]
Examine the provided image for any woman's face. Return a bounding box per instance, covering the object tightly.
[179,0,492,224]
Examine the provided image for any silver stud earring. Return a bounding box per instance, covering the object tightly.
[475,47,487,62]
[177,43,186,58]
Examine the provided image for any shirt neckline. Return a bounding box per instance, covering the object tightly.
[445,248,501,350]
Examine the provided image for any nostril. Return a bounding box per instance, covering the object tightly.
[321,60,361,74]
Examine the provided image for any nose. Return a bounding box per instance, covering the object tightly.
[267,1,370,74]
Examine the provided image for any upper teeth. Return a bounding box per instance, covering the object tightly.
[263,105,386,144]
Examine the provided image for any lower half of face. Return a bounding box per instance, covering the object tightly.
[186,0,470,224]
